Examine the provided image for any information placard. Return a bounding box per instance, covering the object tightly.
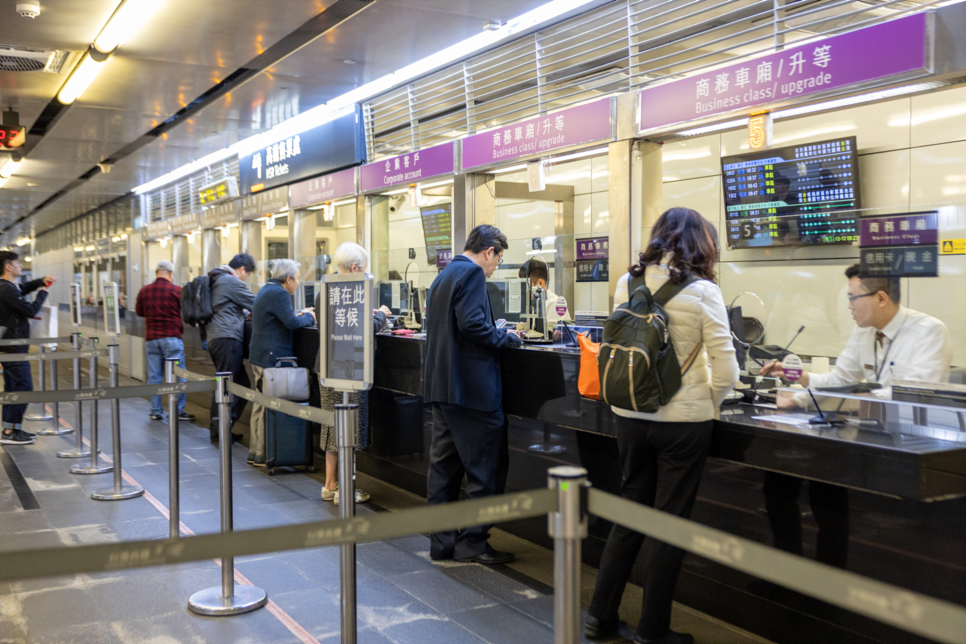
[69,282,82,327]
[319,273,374,391]
[102,282,120,336]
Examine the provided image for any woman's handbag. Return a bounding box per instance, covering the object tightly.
[260,357,311,401]
[577,332,601,400]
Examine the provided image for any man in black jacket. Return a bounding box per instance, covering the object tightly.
[424,225,523,564]
[0,251,55,445]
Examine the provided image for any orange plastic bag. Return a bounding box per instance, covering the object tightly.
[577,332,601,400]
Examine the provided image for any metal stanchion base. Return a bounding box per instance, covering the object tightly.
[528,443,567,455]
[91,485,144,501]
[188,585,267,616]
[36,427,74,436]
[57,449,93,458]
[70,463,113,475]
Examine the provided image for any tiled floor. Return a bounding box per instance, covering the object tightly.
[0,363,771,644]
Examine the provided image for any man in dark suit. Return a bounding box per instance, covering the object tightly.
[424,224,523,564]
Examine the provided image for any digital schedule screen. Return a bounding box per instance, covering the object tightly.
[722,136,860,249]
[420,203,452,265]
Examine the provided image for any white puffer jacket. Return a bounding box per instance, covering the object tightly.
[612,263,739,423]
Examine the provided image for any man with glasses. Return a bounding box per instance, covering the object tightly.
[424,224,523,565]
[758,263,951,573]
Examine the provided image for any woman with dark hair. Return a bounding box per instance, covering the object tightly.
[586,208,739,644]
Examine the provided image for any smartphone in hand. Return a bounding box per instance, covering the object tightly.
[495,318,507,329]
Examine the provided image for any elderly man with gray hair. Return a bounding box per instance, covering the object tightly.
[247,259,316,464]
[313,242,391,505]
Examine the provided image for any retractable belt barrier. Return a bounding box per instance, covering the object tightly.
[0,379,215,405]
[226,381,335,426]
[0,336,74,346]
[0,349,106,363]
[171,365,215,382]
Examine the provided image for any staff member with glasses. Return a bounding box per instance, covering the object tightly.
[758,263,951,572]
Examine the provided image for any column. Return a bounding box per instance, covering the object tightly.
[202,229,222,275]
[171,235,190,286]
[290,208,318,280]
[452,173,496,252]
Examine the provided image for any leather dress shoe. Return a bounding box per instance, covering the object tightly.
[456,545,515,565]
[633,630,694,644]
[584,615,619,640]
[210,431,243,442]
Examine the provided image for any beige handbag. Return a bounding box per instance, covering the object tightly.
[260,357,311,401]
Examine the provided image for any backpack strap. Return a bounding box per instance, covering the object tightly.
[680,341,703,376]
[652,274,700,307]
[626,273,649,302]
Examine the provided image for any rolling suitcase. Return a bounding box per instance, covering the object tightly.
[264,402,315,475]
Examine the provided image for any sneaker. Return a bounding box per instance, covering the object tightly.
[178,412,196,422]
[19,429,36,437]
[333,489,370,505]
[321,486,338,501]
[149,413,163,421]
[1,430,35,445]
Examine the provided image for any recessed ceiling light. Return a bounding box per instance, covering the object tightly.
[26,182,37,186]
[343,59,356,65]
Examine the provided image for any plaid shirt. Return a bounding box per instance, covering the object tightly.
[135,277,183,341]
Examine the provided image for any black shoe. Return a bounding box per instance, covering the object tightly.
[456,545,515,565]
[634,630,694,644]
[430,551,453,562]
[585,616,620,640]
[19,429,36,437]
[210,430,243,442]
[1,430,35,445]
[178,412,196,422]
[149,414,163,421]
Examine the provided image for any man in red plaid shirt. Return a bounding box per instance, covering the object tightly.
[135,261,195,422]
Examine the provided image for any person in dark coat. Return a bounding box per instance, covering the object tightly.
[424,224,523,564]
[0,250,54,445]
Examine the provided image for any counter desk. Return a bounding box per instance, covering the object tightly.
[293,329,966,644]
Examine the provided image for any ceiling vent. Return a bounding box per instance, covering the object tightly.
[0,44,68,73]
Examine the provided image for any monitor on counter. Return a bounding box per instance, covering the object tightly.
[486,278,529,324]
[420,203,452,265]
[378,281,410,315]
[721,136,860,249]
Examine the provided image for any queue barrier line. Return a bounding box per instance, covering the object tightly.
[226,380,336,426]
[172,365,216,382]
[0,379,216,405]
[0,336,74,346]
[0,488,555,582]
[0,349,107,363]
[587,488,966,644]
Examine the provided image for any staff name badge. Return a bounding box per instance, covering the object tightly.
[782,354,804,382]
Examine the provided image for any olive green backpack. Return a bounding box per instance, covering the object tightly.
[598,274,703,413]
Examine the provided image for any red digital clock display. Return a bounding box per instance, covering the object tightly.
[0,126,25,148]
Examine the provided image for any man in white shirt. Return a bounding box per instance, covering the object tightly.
[527,259,569,323]
[763,263,952,405]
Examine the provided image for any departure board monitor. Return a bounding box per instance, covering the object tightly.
[420,203,452,265]
[722,136,860,249]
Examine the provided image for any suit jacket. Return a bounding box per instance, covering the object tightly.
[423,255,522,412]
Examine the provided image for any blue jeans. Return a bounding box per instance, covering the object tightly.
[146,337,187,416]
[2,359,32,429]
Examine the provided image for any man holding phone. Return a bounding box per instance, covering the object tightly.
[0,250,55,445]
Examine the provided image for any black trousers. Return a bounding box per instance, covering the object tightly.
[207,338,251,432]
[1,360,32,428]
[426,402,509,559]
[589,416,713,640]
[763,472,849,569]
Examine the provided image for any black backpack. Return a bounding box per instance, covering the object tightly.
[599,274,703,413]
[181,275,213,327]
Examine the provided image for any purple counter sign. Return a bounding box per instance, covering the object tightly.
[576,237,609,260]
[639,12,930,133]
[436,249,453,268]
[461,98,613,170]
[289,167,356,208]
[860,212,938,247]
[360,142,454,192]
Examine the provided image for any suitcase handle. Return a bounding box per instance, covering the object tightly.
[274,357,299,368]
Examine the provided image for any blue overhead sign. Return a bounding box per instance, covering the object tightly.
[238,105,366,194]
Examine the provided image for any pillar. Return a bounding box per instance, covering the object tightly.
[290,208,318,281]
[453,173,496,252]
[170,236,190,286]
[202,229,221,275]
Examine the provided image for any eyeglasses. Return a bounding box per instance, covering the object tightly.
[847,291,878,304]
[497,253,504,265]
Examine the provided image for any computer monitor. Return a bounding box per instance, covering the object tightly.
[378,281,410,315]
[486,278,529,323]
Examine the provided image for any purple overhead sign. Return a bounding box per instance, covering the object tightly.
[360,142,455,192]
[860,212,938,247]
[461,98,613,170]
[289,167,356,208]
[639,13,930,133]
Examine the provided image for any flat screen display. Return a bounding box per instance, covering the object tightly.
[722,136,860,249]
[420,203,452,264]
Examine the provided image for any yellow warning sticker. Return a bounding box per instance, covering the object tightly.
[940,239,965,255]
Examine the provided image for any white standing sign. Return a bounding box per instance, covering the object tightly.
[69,282,83,328]
[102,282,120,336]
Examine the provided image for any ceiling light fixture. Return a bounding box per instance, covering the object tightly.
[332,198,357,207]
[57,49,110,105]
[343,59,356,65]
[136,0,597,193]
[0,157,23,179]
[94,0,160,53]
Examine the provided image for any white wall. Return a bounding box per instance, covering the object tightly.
[660,85,966,365]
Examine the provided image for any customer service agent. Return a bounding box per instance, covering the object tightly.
[526,257,570,323]
[761,264,952,404]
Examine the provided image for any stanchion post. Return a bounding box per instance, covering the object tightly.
[188,373,267,616]
[548,466,588,644]
[71,338,111,475]
[91,345,143,501]
[24,347,53,422]
[57,332,89,458]
[36,345,71,435]
[165,359,180,538]
[336,394,359,644]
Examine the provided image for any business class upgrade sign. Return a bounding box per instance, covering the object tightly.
[638,13,931,133]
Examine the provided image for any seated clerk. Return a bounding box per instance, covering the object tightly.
[761,263,952,408]
[527,257,570,323]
